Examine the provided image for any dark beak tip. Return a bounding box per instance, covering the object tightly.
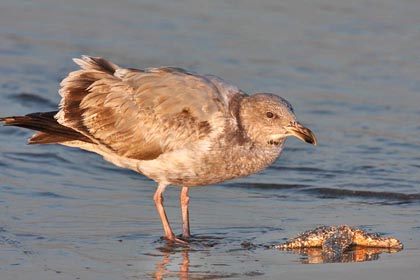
[306,137,317,146]
[286,123,317,147]
[309,135,318,146]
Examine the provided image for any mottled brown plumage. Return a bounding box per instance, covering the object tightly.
[0,56,317,243]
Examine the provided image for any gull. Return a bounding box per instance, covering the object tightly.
[1,56,317,243]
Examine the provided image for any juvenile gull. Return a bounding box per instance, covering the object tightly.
[0,56,317,243]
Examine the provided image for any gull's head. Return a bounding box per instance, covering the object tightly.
[239,93,317,147]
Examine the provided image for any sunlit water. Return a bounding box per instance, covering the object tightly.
[1,0,419,279]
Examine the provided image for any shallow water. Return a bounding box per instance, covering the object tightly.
[1,0,419,279]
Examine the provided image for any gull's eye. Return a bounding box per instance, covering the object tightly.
[266,112,274,119]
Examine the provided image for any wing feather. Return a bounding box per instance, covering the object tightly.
[57,56,242,160]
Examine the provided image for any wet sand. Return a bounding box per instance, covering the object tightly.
[1,0,419,279]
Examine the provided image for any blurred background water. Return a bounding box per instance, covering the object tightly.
[0,0,419,279]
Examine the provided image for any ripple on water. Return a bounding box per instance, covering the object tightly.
[7,92,57,109]
[227,182,311,190]
[0,126,30,137]
[303,187,420,204]
[226,181,420,205]
[3,151,72,164]
[30,191,73,200]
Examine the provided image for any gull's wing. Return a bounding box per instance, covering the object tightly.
[57,56,244,160]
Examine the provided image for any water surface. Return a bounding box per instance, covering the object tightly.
[1,0,419,279]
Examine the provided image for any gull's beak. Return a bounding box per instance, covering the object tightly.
[284,122,317,146]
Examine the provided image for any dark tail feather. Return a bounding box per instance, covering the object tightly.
[0,111,93,144]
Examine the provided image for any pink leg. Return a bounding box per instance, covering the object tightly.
[180,187,192,239]
[153,183,186,244]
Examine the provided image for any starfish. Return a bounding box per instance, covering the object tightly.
[271,225,403,263]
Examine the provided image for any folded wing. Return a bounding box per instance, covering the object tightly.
[56,56,242,160]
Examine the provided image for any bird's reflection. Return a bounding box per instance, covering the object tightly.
[153,243,190,280]
[151,236,222,279]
